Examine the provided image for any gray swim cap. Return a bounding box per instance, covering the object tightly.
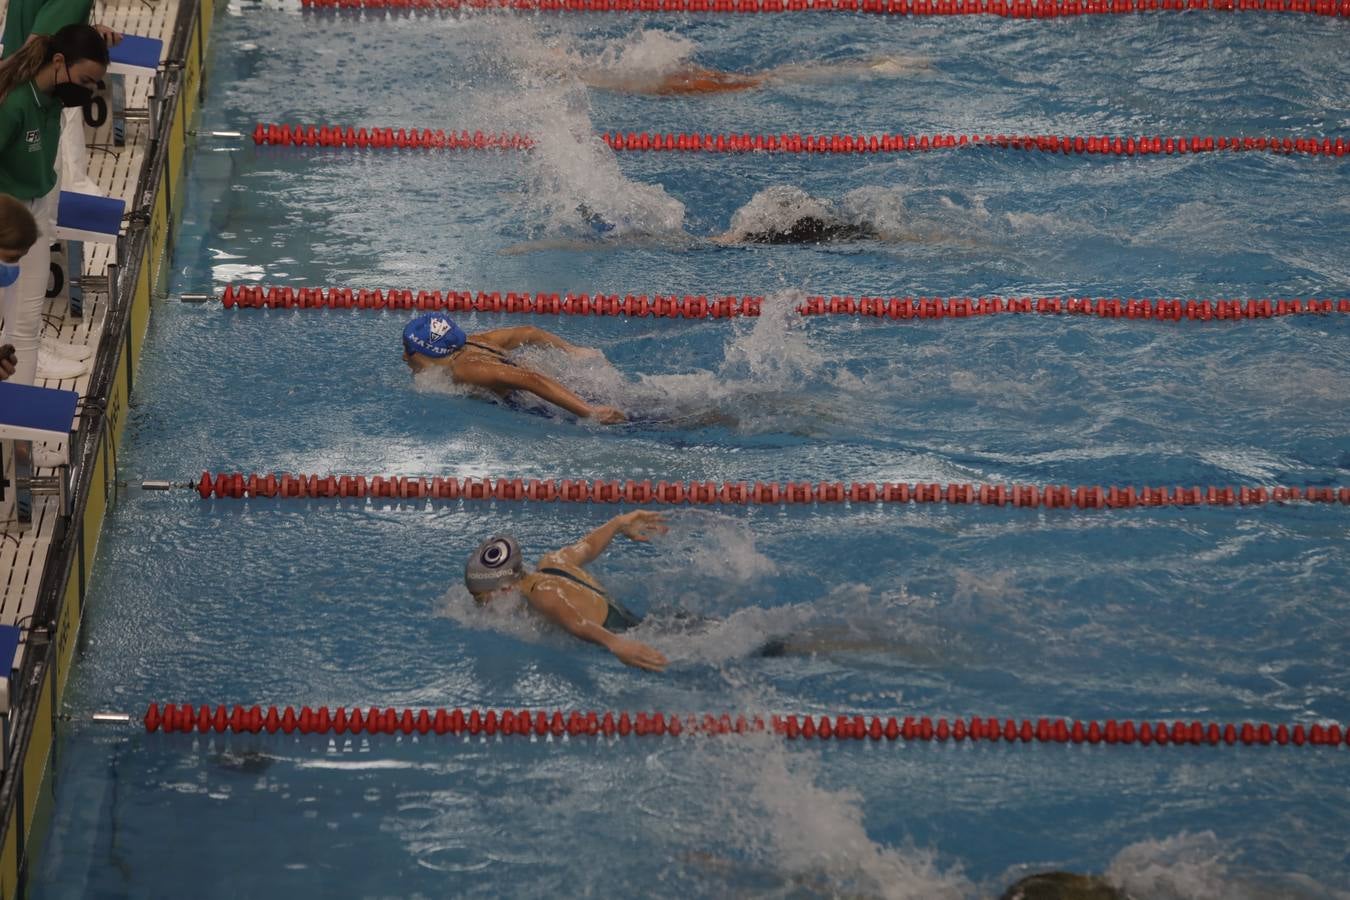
[465,535,525,595]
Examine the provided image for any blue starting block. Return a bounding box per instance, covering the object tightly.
[54,191,124,244]
[105,34,165,148]
[107,35,163,78]
[0,381,79,529]
[53,192,125,319]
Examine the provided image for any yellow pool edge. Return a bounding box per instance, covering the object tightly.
[0,1,212,895]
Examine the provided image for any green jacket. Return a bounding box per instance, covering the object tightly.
[0,81,62,199]
[2,0,94,60]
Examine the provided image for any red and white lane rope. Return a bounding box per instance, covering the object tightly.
[214,284,1350,321]
[143,703,1350,749]
[296,0,1350,19]
[251,124,1350,157]
[183,472,1350,508]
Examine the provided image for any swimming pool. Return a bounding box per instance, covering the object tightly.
[31,4,1350,897]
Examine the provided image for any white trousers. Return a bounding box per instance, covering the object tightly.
[0,186,59,386]
[60,105,101,195]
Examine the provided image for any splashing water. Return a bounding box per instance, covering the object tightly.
[637,510,780,598]
[1101,831,1350,898]
[562,27,700,82]
[463,20,688,241]
[512,290,852,434]
[723,185,855,242]
[685,732,973,899]
[723,185,973,245]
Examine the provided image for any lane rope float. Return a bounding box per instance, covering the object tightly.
[294,0,1350,19]
[164,473,1350,509]
[251,124,1350,157]
[206,284,1350,321]
[142,703,1350,749]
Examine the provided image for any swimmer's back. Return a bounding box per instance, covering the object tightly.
[655,67,764,95]
[521,560,611,625]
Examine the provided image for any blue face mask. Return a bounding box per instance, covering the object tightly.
[0,262,21,289]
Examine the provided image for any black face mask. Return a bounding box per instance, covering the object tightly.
[51,63,93,109]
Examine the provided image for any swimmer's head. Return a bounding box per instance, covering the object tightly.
[740,215,878,245]
[402,314,466,370]
[577,203,616,235]
[465,534,526,600]
[999,872,1125,900]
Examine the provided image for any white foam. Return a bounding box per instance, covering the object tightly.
[465,20,687,241]
[687,731,972,899]
[571,28,699,81]
[724,185,847,241]
[506,291,851,434]
[1105,832,1350,898]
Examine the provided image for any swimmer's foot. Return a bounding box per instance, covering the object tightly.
[867,54,934,75]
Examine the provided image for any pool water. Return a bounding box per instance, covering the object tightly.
[31,4,1350,898]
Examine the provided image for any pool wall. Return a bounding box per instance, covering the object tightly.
[0,2,214,896]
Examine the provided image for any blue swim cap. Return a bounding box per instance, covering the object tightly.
[403,313,466,359]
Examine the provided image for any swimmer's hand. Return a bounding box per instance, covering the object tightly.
[610,637,668,672]
[94,24,123,46]
[588,405,627,425]
[614,510,669,542]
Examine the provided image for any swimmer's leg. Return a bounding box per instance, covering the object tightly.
[750,629,945,663]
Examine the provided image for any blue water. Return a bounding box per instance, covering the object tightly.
[31,4,1350,898]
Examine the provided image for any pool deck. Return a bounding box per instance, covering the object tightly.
[0,0,171,660]
[0,2,211,896]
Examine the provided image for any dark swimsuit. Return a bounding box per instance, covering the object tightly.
[535,567,797,656]
[452,340,520,367]
[534,566,789,653]
[536,566,643,633]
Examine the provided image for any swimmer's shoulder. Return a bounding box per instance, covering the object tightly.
[532,559,607,593]
[534,556,580,578]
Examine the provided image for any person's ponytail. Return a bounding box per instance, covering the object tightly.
[0,25,109,106]
[0,36,52,105]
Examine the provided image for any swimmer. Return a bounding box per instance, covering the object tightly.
[465,511,671,672]
[402,312,627,424]
[710,215,878,246]
[572,55,932,97]
[503,186,970,255]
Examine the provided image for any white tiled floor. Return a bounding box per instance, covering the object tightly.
[1,1,172,644]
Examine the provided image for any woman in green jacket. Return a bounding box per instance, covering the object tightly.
[0,24,107,385]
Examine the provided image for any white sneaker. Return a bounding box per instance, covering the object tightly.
[41,338,95,362]
[36,353,89,381]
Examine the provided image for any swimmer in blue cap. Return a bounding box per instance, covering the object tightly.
[464,511,671,672]
[402,313,627,424]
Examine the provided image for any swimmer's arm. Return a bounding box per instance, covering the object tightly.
[528,590,668,672]
[475,326,600,358]
[454,358,624,423]
[546,511,669,567]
